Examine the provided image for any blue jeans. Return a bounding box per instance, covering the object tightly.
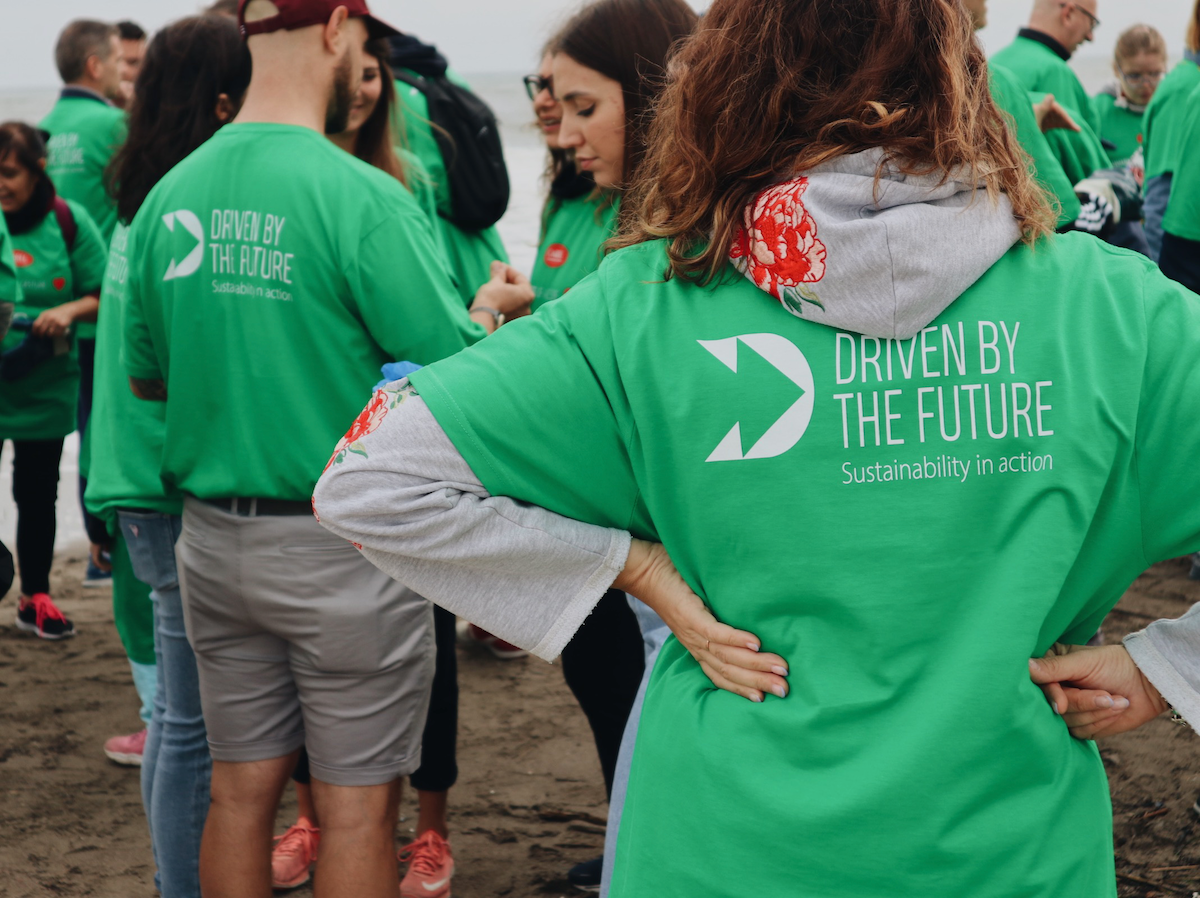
[601,597,671,898]
[118,510,210,898]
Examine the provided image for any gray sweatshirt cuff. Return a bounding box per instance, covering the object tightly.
[313,390,630,662]
[1123,602,1200,730]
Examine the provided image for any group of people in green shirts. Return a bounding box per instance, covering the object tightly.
[3,0,1200,897]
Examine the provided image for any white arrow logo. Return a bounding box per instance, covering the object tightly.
[699,333,815,462]
[161,210,205,281]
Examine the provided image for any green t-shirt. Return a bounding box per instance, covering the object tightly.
[989,63,1080,226]
[391,73,510,305]
[1092,92,1143,166]
[992,35,1100,135]
[1039,102,1112,183]
[1143,60,1200,181]
[84,223,183,520]
[0,198,107,441]
[0,210,19,308]
[122,123,484,501]
[40,92,127,341]
[1162,82,1200,242]
[531,191,618,308]
[411,235,1199,898]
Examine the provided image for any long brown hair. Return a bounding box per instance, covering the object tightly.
[551,0,697,192]
[614,0,1055,285]
[109,16,252,225]
[1189,0,1200,54]
[350,39,408,187]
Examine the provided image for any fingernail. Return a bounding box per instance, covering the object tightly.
[750,692,763,703]
[771,666,789,677]
[1052,701,1061,715]
[1028,658,1040,671]
[772,684,788,699]
[746,642,760,652]
[1094,695,1114,709]
[1112,696,1130,709]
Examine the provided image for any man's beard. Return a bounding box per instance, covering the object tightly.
[325,50,356,134]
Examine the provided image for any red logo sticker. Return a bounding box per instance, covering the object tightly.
[13,250,33,268]
[543,243,569,268]
[52,277,66,291]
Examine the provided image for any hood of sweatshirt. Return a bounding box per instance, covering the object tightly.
[729,148,1022,341]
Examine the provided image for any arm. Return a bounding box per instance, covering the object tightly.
[30,293,100,338]
[128,377,167,401]
[313,388,788,700]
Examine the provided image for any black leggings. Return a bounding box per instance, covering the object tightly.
[8,438,64,596]
[560,589,645,800]
[293,605,459,791]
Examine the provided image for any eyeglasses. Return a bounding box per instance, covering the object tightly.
[1059,3,1100,31]
[523,74,552,100]
[1117,66,1166,86]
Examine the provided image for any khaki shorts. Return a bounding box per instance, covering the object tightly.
[178,497,433,786]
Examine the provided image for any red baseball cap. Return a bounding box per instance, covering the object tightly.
[238,0,400,40]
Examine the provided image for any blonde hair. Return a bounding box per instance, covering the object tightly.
[1114,24,1168,65]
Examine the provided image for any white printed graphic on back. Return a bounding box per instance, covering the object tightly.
[699,333,815,462]
[161,210,205,281]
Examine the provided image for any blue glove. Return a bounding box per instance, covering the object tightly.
[376,361,423,391]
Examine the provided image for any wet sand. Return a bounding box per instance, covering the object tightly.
[0,553,1197,897]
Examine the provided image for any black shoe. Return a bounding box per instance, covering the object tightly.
[567,856,602,893]
[16,593,76,640]
[1190,553,1200,581]
[1192,792,1200,819]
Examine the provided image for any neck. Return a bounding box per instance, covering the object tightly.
[328,129,358,155]
[233,51,331,132]
[1026,17,1071,54]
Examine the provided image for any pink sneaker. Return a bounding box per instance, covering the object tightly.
[103,728,148,766]
[271,818,320,890]
[398,830,454,898]
[457,621,528,660]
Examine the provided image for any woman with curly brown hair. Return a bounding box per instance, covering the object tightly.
[314,0,1200,894]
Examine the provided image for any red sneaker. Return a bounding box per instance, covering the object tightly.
[457,621,528,660]
[398,830,454,898]
[271,817,320,889]
[16,593,76,640]
[104,728,148,766]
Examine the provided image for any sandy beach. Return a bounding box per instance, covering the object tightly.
[0,552,1198,898]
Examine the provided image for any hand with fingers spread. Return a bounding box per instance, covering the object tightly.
[1033,94,1081,134]
[613,538,789,703]
[1028,644,1168,739]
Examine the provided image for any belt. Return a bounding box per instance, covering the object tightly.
[200,497,313,517]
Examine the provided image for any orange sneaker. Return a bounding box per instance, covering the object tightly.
[271,817,320,890]
[398,830,454,898]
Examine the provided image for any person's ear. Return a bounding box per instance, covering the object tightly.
[215,93,236,123]
[84,54,102,82]
[323,5,350,55]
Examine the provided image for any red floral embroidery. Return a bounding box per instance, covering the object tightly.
[324,390,391,472]
[730,178,827,303]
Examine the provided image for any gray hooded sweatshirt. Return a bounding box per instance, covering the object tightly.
[313,151,1025,661]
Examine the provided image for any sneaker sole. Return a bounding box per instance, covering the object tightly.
[104,749,144,766]
[14,617,76,640]
[272,869,312,890]
[81,580,113,589]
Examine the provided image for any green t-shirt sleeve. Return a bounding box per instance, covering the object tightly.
[1162,86,1200,241]
[1136,266,1200,561]
[121,223,162,381]
[409,270,641,532]
[67,202,108,295]
[345,206,484,365]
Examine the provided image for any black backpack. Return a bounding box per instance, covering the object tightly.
[390,35,510,232]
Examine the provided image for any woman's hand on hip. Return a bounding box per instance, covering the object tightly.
[614,539,789,703]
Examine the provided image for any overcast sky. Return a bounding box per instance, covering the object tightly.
[2,0,1196,91]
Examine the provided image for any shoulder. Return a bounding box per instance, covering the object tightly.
[63,198,99,230]
[990,232,1158,298]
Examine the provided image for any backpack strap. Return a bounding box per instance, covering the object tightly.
[52,197,77,253]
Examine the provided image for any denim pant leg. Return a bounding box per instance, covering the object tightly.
[119,511,210,898]
[600,597,671,898]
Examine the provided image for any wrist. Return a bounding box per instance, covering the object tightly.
[469,305,505,333]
